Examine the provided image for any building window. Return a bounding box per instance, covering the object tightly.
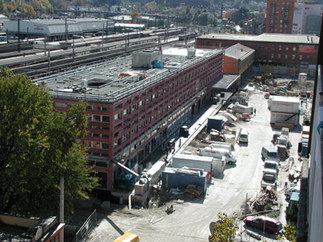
[286,46,289,51]
[292,55,295,60]
[293,47,296,51]
[102,116,109,122]
[94,115,100,122]
[299,55,302,60]
[271,54,274,59]
[114,113,121,121]
[101,143,109,149]
[278,45,282,51]
[271,45,275,51]
[285,54,288,59]
[278,54,281,59]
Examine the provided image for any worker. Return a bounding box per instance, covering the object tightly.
[179,138,181,147]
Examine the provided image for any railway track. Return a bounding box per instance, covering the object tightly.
[10,37,176,79]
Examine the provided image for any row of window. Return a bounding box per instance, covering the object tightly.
[86,140,109,149]
[263,45,297,51]
[86,105,110,112]
[88,114,110,122]
[265,53,308,60]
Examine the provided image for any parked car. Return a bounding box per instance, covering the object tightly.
[244,216,282,234]
[261,146,279,161]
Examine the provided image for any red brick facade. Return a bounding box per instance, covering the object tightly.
[266,0,295,34]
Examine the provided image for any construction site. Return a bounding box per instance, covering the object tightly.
[70,72,314,242]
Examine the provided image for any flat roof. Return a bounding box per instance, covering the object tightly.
[210,75,239,90]
[23,18,109,25]
[270,96,300,103]
[225,43,255,60]
[37,47,223,103]
[198,33,319,45]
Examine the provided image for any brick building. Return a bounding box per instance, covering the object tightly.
[195,33,319,77]
[266,0,295,34]
[37,47,223,197]
[223,43,255,79]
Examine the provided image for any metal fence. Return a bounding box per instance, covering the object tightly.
[73,209,97,242]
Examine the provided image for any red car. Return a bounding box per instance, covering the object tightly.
[244,216,282,234]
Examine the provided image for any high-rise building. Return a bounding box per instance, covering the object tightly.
[292,2,323,35]
[266,0,295,33]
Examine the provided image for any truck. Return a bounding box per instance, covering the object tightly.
[171,153,226,179]
[200,147,237,165]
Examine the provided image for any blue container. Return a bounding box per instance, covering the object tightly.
[207,117,223,131]
[300,143,308,157]
[162,168,207,194]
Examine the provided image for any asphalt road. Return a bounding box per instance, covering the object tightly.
[87,87,302,242]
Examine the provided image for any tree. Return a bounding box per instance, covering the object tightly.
[277,223,296,242]
[209,213,238,241]
[130,11,140,23]
[0,0,8,16]
[0,68,98,215]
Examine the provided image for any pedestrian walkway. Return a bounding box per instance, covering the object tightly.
[166,92,234,163]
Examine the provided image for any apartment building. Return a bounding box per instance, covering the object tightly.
[266,0,295,33]
[36,47,223,197]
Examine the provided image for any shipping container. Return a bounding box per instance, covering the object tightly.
[171,154,212,182]
[162,167,207,194]
[270,111,299,125]
[171,153,225,178]
[268,96,300,113]
[207,116,225,131]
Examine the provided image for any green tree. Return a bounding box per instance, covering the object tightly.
[209,213,238,241]
[0,69,98,215]
[277,223,296,242]
[0,0,8,16]
[30,0,53,14]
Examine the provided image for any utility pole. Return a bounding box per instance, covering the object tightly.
[65,18,68,42]
[17,19,20,53]
[47,49,51,72]
[59,176,64,242]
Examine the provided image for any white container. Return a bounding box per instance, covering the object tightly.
[268,96,300,113]
[270,111,299,125]
[172,154,213,180]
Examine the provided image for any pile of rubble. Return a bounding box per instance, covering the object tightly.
[249,187,279,212]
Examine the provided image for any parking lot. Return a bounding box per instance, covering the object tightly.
[88,85,304,242]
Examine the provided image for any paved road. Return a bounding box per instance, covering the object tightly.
[87,88,302,242]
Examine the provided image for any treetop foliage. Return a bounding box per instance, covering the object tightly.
[0,68,98,216]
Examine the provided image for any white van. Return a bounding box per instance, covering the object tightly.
[200,147,237,165]
[239,128,248,143]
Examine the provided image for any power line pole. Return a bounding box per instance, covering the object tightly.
[65,18,68,42]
